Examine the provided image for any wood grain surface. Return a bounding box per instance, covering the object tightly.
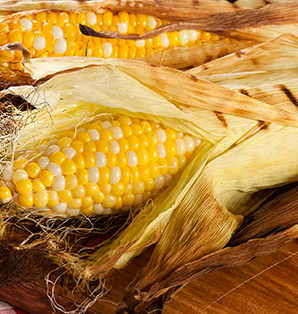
[1,240,298,314]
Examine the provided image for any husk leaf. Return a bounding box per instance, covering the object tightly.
[115,33,298,312]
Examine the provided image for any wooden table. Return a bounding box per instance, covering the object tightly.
[1,240,297,314]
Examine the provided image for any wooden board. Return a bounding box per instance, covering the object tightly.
[1,240,298,314]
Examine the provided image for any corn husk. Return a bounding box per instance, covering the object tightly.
[115,33,298,311]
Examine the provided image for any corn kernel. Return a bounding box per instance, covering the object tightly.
[98,167,110,185]
[93,190,105,203]
[72,185,85,198]
[61,159,77,174]
[32,178,46,192]
[0,186,12,201]
[18,193,34,207]
[85,182,100,196]
[48,190,59,207]
[16,179,32,194]
[73,153,85,169]
[39,170,54,187]
[34,191,48,208]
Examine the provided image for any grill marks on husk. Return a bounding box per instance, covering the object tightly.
[229,121,269,149]
[239,89,251,97]
[280,85,298,109]
[214,111,228,128]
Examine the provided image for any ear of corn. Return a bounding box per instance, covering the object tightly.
[3,45,298,291]
[3,0,298,72]
[1,114,201,217]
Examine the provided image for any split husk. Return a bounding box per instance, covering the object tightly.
[1,32,298,313]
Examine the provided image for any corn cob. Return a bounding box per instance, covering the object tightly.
[0,115,200,217]
[0,9,228,72]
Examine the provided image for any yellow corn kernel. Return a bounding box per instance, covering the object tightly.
[23,31,35,48]
[80,205,93,215]
[34,191,48,208]
[32,179,46,192]
[48,12,58,24]
[0,33,8,45]
[76,168,89,185]
[136,148,149,165]
[111,182,125,196]
[157,158,169,175]
[116,152,127,168]
[72,185,85,198]
[69,198,82,209]
[136,47,146,58]
[130,166,140,182]
[39,170,54,187]
[98,167,110,185]
[168,32,179,47]
[47,190,59,207]
[36,11,47,23]
[13,158,27,169]
[100,129,113,141]
[16,179,32,194]
[113,196,123,210]
[101,194,117,208]
[81,196,93,208]
[201,31,212,41]
[61,159,77,174]
[93,44,104,58]
[0,186,12,201]
[58,137,72,149]
[144,178,155,191]
[58,190,72,202]
[103,11,113,26]
[8,29,23,43]
[18,193,34,207]
[82,152,95,168]
[106,152,117,168]
[84,141,96,153]
[138,165,150,181]
[32,20,42,31]
[85,182,100,196]
[122,193,135,207]
[164,141,177,158]
[58,12,69,26]
[50,151,66,165]
[128,46,137,59]
[73,153,85,169]
[118,11,129,24]
[120,167,130,185]
[93,190,105,203]
[64,174,78,190]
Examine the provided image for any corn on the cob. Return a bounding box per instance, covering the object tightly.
[0,9,230,72]
[0,115,200,217]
